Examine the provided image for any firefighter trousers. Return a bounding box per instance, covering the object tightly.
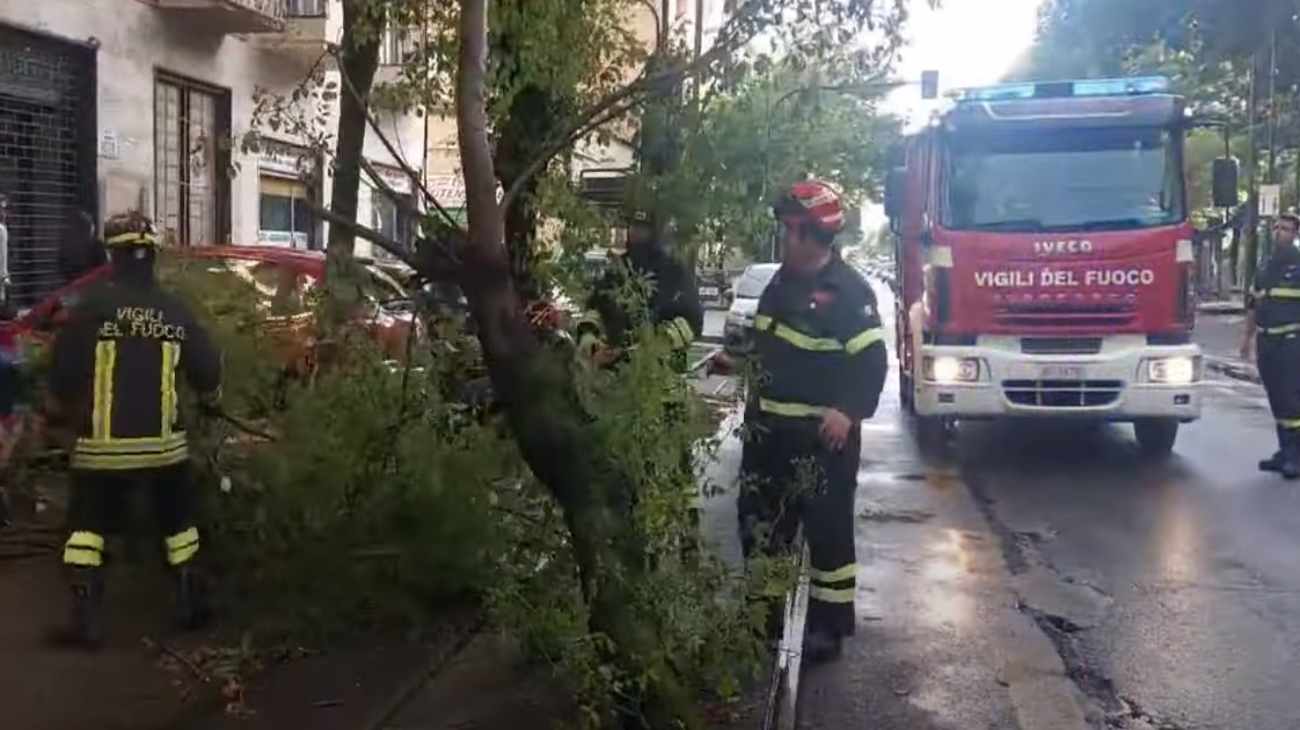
[1258,333,1300,452]
[62,462,201,571]
[738,416,859,638]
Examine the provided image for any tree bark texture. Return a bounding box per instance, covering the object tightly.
[455,3,699,727]
[326,0,384,325]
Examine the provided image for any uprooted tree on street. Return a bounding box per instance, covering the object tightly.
[245,0,927,726]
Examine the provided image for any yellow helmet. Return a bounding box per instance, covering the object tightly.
[103,211,160,248]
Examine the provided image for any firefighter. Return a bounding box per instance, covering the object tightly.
[574,209,705,555]
[1243,212,1300,480]
[48,211,222,648]
[575,209,703,371]
[710,180,888,662]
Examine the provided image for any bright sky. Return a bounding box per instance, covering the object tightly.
[861,0,1045,231]
[885,0,1045,125]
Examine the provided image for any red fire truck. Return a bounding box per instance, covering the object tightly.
[885,77,1224,456]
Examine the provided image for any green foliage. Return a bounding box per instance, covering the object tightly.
[489,329,784,728]
[155,257,519,636]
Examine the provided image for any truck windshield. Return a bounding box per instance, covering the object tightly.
[944,126,1184,233]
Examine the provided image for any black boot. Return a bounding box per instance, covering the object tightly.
[1261,427,1286,472]
[47,567,104,649]
[174,565,210,630]
[1282,430,1300,481]
[804,629,843,664]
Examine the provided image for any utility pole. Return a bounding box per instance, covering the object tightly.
[661,0,671,49]
[1269,29,1279,181]
[1244,53,1260,290]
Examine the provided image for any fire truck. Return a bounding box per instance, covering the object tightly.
[885,77,1230,456]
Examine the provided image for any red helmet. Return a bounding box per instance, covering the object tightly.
[773,180,845,236]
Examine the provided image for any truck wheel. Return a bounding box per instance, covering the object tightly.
[1134,419,1179,457]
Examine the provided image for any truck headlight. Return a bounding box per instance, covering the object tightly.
[1146,356,1200,385]
[923,356,981,384]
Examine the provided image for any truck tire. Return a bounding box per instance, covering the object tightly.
[916,415,954,453]
[1134,419,1178,457]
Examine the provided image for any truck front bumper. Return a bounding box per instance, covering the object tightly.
[912,336,1203,422]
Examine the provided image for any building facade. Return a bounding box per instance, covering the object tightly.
[0,0,424,304]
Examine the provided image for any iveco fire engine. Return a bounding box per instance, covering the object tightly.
[885,77,1209,455]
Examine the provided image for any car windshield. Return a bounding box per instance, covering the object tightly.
[944,126,1184,233]
[736,266,778,298]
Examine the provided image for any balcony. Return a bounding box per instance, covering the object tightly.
[145,0,286,34]
[251,0,332,59]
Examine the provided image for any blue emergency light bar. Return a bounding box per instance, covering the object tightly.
[952,76,1171,102]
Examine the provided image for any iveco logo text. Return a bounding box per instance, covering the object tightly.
[1033,240,1094,256]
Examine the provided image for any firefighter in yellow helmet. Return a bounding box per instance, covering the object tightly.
[48,211,222,648]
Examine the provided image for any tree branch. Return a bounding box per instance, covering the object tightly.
[497,0,771,215]
[308,202,422,272]
[458,0,502,251]
[332,44,466,234]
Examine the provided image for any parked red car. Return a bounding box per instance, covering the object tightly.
[2,245,418,364]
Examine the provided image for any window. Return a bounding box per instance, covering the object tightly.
[155,75,230,246]
[285,0,326,17]
[379,25,411,66]
[258,176,314,249]
[944,126,1186,233]
[370,191,410,263]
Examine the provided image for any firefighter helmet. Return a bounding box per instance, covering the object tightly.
[103,211,160,248]
[773,180,845,236]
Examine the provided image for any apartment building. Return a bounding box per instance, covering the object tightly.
[0,0,424,305]
[421,0,733,219]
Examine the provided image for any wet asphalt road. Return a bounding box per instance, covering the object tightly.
[792,285,1300,729]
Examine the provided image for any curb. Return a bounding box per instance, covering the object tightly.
[1197,304,1247,315]
[1205,355,1260,384]
[762,533,809,730]
[362,620,485,730]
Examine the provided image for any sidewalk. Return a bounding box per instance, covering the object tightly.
[1195,305,1259,383]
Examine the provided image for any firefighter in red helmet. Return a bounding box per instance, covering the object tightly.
[48,211,222,648]
[712,180,888,661]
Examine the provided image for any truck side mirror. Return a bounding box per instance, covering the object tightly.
[1212,158,1239,208]
[884,168,905,220]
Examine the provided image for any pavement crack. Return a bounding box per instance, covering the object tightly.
[1019,603,1123,724]
[1019,602,1189,730]
[857,506,935,524]
[965,472,1033,575]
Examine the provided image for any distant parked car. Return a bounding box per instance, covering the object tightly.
[697,269,730,309]
[724,263,779,354]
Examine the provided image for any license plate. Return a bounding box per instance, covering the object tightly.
[700,287,719,296]
[1039,364,1084,380]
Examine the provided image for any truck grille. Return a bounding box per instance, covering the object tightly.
[1020,337,1103,355]
[996,312,1136,329]
[996,300,1136,330]
[1002,380,1123,408]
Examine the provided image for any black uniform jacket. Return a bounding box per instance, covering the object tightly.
[51,276,222,471]
[752,253,888,424]
[581,244,704,365]
[1250,244,1300,333]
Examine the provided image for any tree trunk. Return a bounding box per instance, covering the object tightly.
[326,0,383,326]
[455,3,699,728]
[494,84,561,302]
